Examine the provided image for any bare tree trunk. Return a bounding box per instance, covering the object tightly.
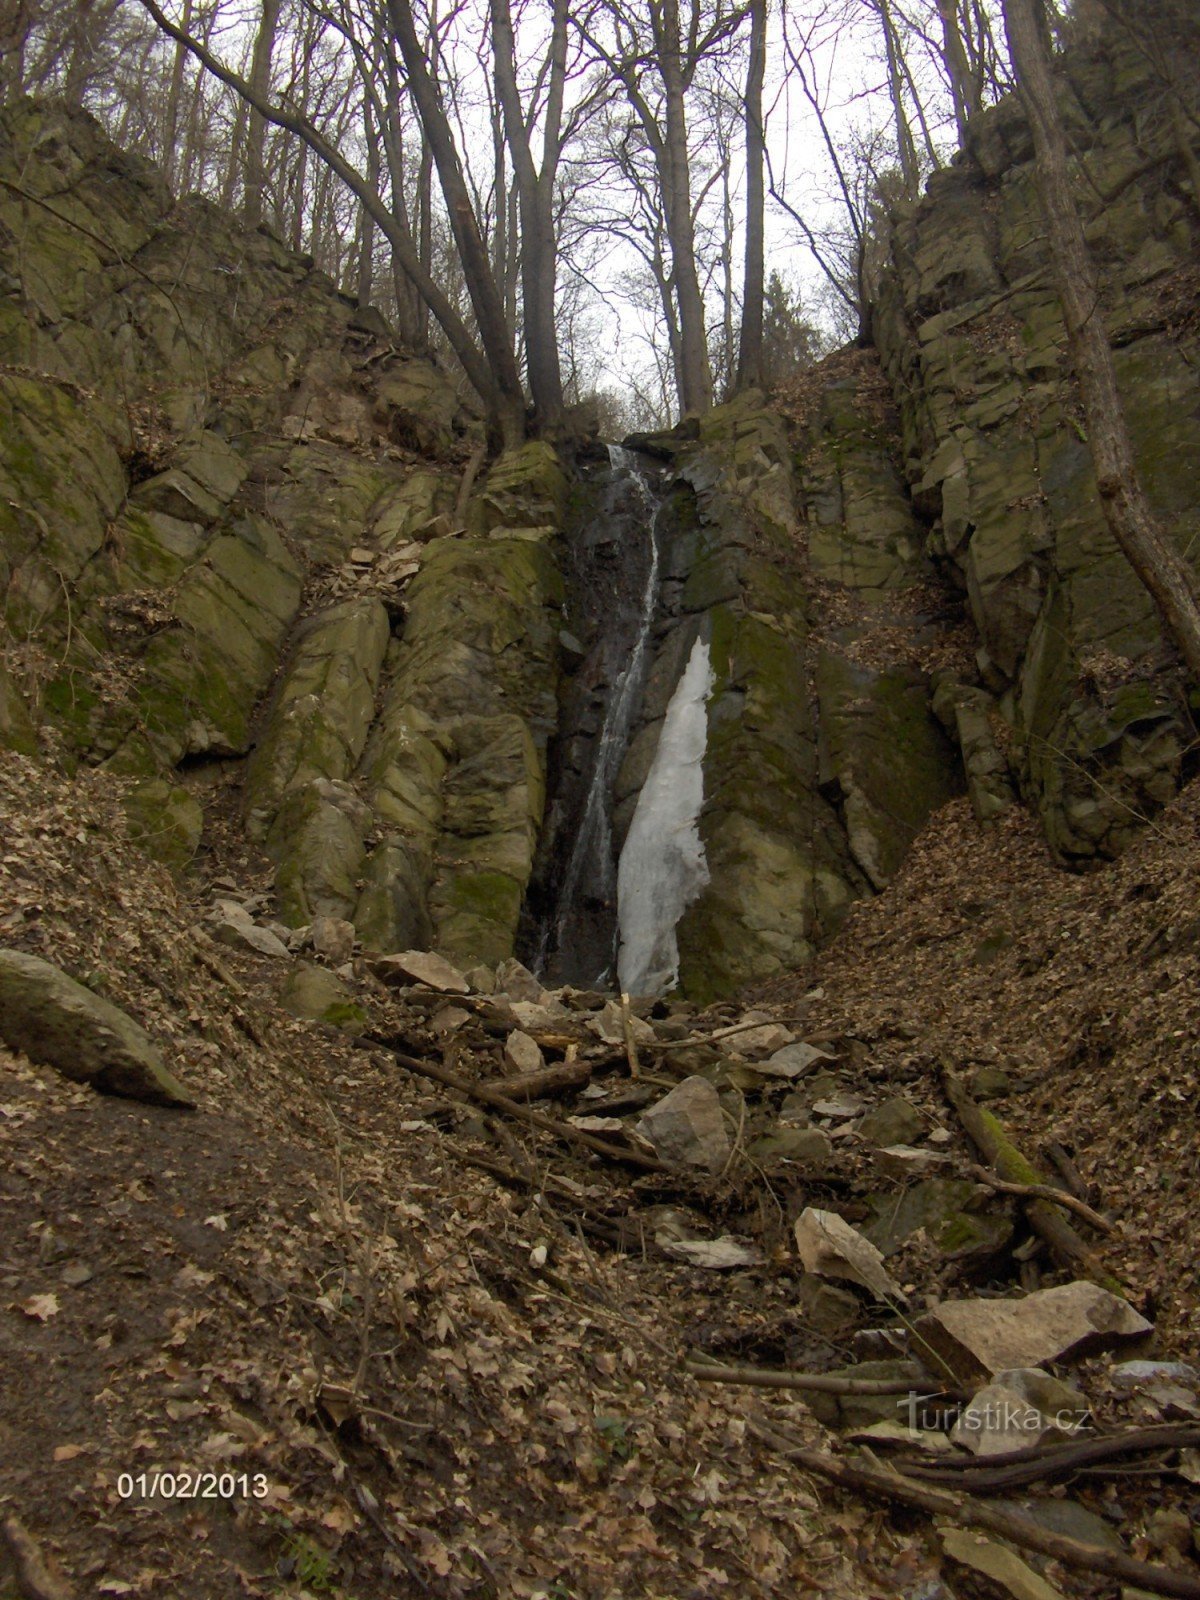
[357,97,380,306]
[245,0,282,227]
[161,0,193,186]
[222,95,248,209]
[937,0,980,143]
[735,0,766,390]
[1003,0,1200,681]
[490,0,567,428]
[874,0,920,195]
[416,134,432,345]
[387,0,527,441]
[657,0,712,413]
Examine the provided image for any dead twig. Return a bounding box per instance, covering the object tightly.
[747,1417,1200,1600]
[648,1015,816,1053]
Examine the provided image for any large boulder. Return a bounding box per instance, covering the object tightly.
[0,948,192,1106]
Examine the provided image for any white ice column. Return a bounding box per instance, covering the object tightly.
[616,635,714,996]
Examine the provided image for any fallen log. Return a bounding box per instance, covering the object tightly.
[747,1417,1200,1600]
[940,1065,1124,1293]
[364,1036,669,1173]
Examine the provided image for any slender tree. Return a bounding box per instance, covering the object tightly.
[735,0,767,389]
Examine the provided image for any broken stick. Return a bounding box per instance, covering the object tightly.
[893,1421,1200,1492]
[492,1047,592,1101]
[619,992,641,1079]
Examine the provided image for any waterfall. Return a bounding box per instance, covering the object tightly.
[615,634,714,997]
[533,446,664,984]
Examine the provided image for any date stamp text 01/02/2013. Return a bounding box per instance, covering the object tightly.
[116,1471,271,1501]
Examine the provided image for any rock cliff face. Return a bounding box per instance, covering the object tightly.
[0,99,562,971]
[868,29,1200,861]
[2,18,1198,1000]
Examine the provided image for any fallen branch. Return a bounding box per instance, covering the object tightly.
[941,1065,1124,1292]
[366,1037,669,1172]
[894,1422,1200,1492]
[747,1418,1200,1600]
[686,1360,966,1400]
[1,1517,75,1600]
[965,1163,1113,1235]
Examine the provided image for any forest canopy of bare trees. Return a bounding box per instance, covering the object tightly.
[0,0,1134,439]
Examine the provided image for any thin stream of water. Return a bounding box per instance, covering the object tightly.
[534,446,664,981]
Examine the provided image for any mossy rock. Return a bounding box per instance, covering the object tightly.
[863,1178,1013,1262]
[122,777,203,873]
[280,962,368,1034]
[243,597,390,839]
[266,782,368,927]
[354,839,433,954]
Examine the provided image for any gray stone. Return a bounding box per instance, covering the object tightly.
[635,1076,730,1175]
[1112,1360,1197,1388]
[510,999,571,1032]
[796,1276,862,1334]
[726,1014,795,1058]
[374,949,469,993]
[463,964,496,994]
[857,1095,925,1148]
[213,920,291,960]
[941,1530,1066,1600]
[494,958,545,1003]
[804,1359,926,1431]
[917,1284,1153,1383]
[504,1029,544,1075]
[0,948,192,1106]
[310,915,355,965]
[794,1208,905,1303]
[757,1041,835,1079]
[588,999,655,1047]
[951,1368,1090,1456]
[747,1127,833,1165]
[1000,1498,1123,1552]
